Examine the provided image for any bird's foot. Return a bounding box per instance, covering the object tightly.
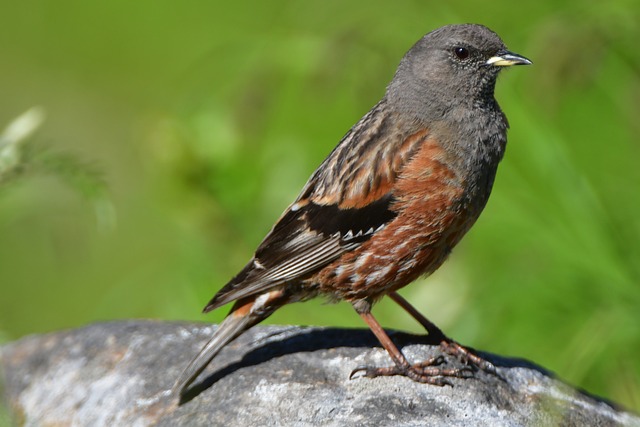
[439,340,498,376]
[350,355,473,386]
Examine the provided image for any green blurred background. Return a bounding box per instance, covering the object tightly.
[1,0,639,412]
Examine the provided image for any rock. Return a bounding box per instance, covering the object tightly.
[1,320,638,426]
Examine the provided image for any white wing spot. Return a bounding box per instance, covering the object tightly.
[251,292,271,314]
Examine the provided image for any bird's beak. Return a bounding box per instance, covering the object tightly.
[486,50,532,67]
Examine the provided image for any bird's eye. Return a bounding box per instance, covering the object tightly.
[453,47,469,60]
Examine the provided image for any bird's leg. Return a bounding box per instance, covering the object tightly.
[388,292,497,375]
[350,299,472,385]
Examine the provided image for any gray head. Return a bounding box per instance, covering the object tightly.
[386,24,531,118]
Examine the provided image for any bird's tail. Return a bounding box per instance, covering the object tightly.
[173,290,286,397]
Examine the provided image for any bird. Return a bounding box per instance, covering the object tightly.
[174,23,531,396]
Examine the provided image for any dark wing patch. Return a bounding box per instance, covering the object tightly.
[203,196,396,312]
[305,195,396,244]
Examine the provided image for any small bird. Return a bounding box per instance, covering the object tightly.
[175,23,531,396]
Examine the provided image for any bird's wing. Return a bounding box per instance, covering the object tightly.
[204,101,429,312]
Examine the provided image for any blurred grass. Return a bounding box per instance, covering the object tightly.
[0,0,639,412]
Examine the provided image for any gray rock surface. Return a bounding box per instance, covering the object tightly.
[1,320,638,426]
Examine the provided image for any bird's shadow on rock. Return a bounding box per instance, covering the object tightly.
[178,327,550,405]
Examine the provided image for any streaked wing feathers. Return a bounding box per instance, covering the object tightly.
[203,197,396,312]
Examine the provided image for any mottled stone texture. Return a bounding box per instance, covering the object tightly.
[1,321,638,426]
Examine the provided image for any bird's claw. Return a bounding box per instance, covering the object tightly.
[349,366,369,380]
[349,355,474,385]
[440,340,499,377]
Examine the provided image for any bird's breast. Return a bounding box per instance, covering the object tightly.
[313,135,491,301]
